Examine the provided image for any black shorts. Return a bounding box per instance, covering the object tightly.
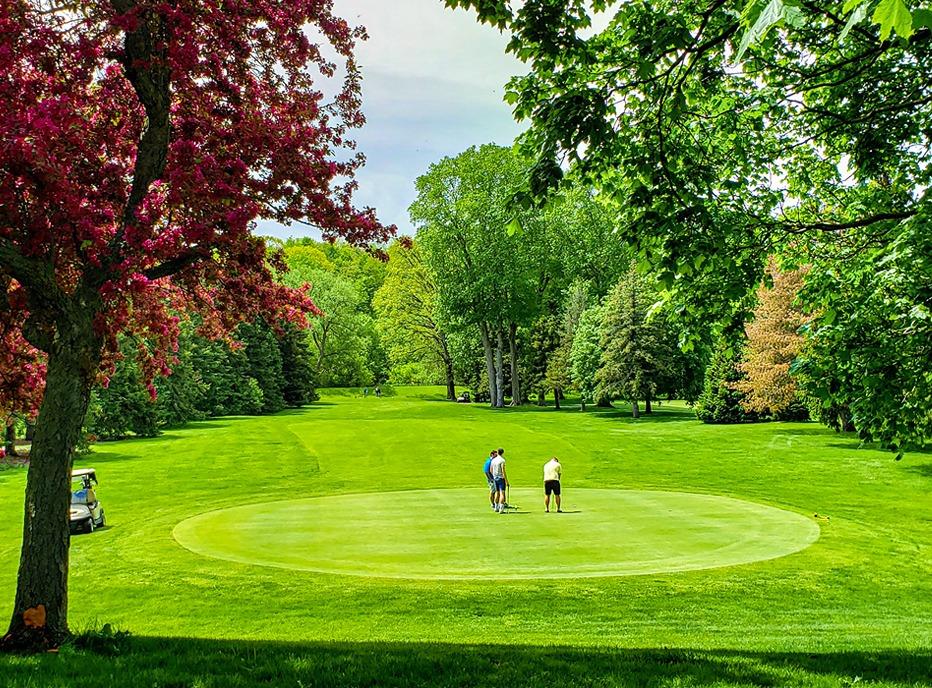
[544,480,561,496]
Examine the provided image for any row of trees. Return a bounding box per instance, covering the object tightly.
[447,0,930,454]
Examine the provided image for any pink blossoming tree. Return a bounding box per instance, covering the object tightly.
[0,0,391,650]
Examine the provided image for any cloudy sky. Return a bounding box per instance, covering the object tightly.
[255,0,527,240]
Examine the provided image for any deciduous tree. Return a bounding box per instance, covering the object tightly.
[0,1,389,649]
[374,240,455,398]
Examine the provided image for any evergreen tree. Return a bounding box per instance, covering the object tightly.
[596,270,674,417]
[570,305,604,410]
[695,335,755,424]
[189,338,264,417]
[735,260,811,420]
[88,339,159,439]
[238,320,286,414]
[278,323,318,407]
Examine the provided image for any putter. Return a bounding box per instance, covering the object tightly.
[504,485,518,510]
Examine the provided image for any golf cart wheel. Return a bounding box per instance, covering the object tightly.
[99,511,106,528]
[86,519,95,534]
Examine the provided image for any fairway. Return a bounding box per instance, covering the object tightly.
[173,488,820,579]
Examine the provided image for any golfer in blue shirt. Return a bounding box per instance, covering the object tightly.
[483,450,498,511]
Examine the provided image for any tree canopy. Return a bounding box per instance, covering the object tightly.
[0,0,390,649]
[449,0,931,450]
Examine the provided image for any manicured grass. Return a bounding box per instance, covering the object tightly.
[172,488,819,578]
[0,386,929,687]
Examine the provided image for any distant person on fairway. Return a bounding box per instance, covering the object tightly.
[483,449,498,510]
[490,448,508,513]
[544,456,562,512]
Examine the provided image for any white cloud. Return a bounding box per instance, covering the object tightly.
[256,0,527,241]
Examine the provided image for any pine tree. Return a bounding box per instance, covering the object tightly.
[735,259,811,420]
[695,335,754,424]
[570,305,604,410]
[596,270,673,417]
[278,323,318,407]
[238,320,287,414]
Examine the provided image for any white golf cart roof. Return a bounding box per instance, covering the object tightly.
[71,468,97,479]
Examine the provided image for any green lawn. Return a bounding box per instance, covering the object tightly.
[0,386,929,687]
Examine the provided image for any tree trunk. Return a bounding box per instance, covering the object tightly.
[631,399,640,419]
[508,322,520,406]
[438,334,456,401]
[3,310,101,651]
[645,393,653,414]
[25,420,35,442]
[537,389,545,406]
[4,419,17,457]
[554,387,561,410]
[478,322,498,407]
[443,359,456,401]
[494,328,505,408]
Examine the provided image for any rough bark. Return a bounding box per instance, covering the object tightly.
[645,394,653,414]
[631,399,640,419]
[478,321,498,407]
[554,388,561,410]
[3,301,102,651]
[508,322,520,406]
[494,328,505,408]
[4,420,16,457]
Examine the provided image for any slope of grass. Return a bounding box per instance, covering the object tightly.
[0,387,929,686]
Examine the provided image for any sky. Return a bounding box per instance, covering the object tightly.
[255,0,527,241]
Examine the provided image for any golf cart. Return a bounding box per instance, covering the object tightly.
[70,468,105,534]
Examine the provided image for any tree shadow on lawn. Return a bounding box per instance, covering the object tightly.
[473,403,698,424]
[3,637,928,688]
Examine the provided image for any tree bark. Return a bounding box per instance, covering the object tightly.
[439,335,456,401]
[3,305,101,651]
[631,399,640,419]
[554,387,561,410]
[494,328,505,408]
[508,322,520,406]
[537,389,545,406]
[645,393,652,414]
[478,322,498,407]
[4,420,16,457]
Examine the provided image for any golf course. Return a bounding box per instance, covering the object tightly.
[0,387,928,686]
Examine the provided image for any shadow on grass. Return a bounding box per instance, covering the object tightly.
[468,402,698,424]
[2,637,928,688]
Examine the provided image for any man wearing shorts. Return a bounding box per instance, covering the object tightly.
[490,449,508,513]
[544,456,562,512]
[483,450,497,510]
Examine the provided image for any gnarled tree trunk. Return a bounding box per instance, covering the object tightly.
[3,304,101,651]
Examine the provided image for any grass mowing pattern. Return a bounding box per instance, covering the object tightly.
[0,386,929,686]
[173,488,820,578]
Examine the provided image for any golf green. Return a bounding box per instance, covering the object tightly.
[173,488,820,579]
